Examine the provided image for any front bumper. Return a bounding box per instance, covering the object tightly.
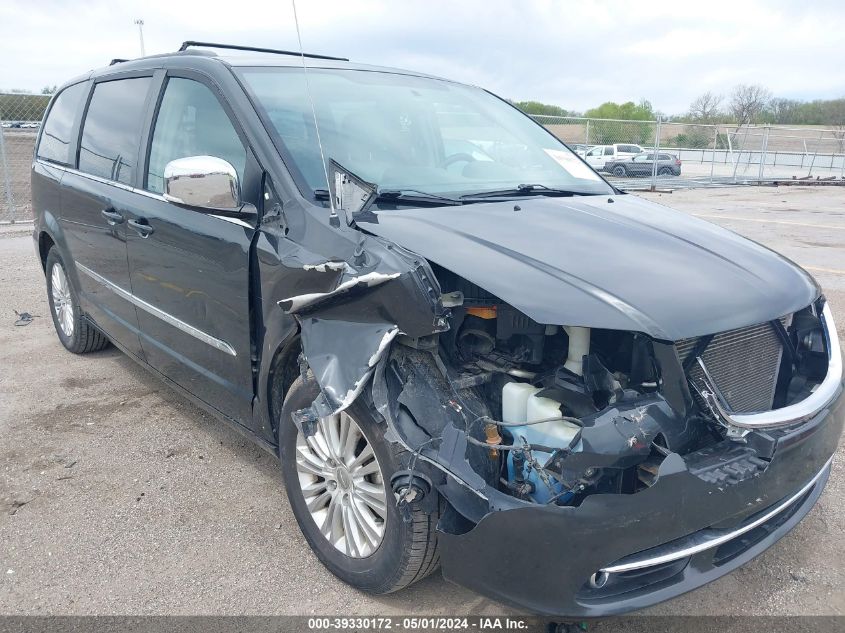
[436,382,843,617]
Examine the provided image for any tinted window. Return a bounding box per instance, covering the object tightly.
[36,83,87,165]
[604,147,614,156]
[78,78,151,185]
[147,78,246,194]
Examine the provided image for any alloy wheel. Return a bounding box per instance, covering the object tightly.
[51,263,75,338]
[295,411,388,558]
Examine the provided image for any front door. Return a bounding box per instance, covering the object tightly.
[125,75,257,424]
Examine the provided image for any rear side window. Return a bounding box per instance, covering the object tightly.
[146,78,246,194]
[604,147,614,156]
[36,83,87,165]
[78,77,152,185]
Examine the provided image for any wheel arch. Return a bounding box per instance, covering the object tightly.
[37,210,73,276]
[265,328,302,442]
[38,231,55,272]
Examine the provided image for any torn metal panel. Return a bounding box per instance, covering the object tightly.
[276,236,446,417]
[278,271,401,313]
[302,261,351,273]
[301,319,400,416]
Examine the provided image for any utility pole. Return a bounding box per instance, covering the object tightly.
[134,19,146,57]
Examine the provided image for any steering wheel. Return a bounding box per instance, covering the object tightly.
[441,152,477,169]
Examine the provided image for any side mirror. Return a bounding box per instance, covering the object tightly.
[163,156,241,211]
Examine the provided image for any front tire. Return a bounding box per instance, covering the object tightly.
[612,165,627,177]
[279,376,440,593]
[45,248,109,354]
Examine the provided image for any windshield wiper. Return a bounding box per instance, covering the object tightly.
[374,189,462,206]
[315,187,461,208]
[461,183,592,200]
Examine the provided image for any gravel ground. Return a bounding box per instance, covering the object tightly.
[0,186,844,622]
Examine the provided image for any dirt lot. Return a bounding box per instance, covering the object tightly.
[1,186,844,621]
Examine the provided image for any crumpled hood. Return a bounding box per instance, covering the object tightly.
[356,194,819,341]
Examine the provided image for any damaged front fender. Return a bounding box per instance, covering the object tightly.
[276,234,447,417]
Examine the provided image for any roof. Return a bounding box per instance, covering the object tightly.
[71,43,450,83]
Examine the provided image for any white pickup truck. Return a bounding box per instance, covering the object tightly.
[579,143,645,171]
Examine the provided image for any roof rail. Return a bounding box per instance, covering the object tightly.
[178,41,348,62]
[109,58,129,66]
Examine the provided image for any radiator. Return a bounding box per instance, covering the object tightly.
[676,316,791,413]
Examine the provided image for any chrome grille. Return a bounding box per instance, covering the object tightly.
[676,316,791,413]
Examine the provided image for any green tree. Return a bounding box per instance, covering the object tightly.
[512,100,572,117]
[584,99,655,121]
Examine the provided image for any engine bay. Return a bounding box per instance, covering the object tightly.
[377,264,833,508]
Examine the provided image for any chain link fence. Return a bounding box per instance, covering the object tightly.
[2,92,845,223]
[532,114,845,191]
[1,92,49,223]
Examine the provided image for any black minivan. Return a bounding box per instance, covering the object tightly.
[32,42,843,617]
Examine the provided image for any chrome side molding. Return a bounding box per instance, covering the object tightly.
[75,262,237,357]
[698,303,842,429]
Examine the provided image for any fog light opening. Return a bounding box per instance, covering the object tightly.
[589,570,610,589]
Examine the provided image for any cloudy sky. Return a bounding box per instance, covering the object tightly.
[1,0,842,114]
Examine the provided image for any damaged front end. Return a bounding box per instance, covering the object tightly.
[277,207,842,616]
[369,275,840,615]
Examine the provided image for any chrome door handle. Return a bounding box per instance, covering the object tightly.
[101,208,124,225]
[128,218,154,237]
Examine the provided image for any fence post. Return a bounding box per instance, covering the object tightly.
[758,126,770,182]
[650,115,661,191]
[807,130,823,177]
[729,129,739,183]
[710,127,718,183]
[0,127,15,223]
[841,146,845,179]
[585,119,590,147]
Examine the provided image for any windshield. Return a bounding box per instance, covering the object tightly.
[238,67,613,199]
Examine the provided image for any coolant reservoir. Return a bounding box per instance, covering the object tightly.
[526,393,580,446]
[502,382,541,424]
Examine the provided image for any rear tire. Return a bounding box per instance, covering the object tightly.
[658,167,673,176]
[279,376,440,593]
[45,248,109,354]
